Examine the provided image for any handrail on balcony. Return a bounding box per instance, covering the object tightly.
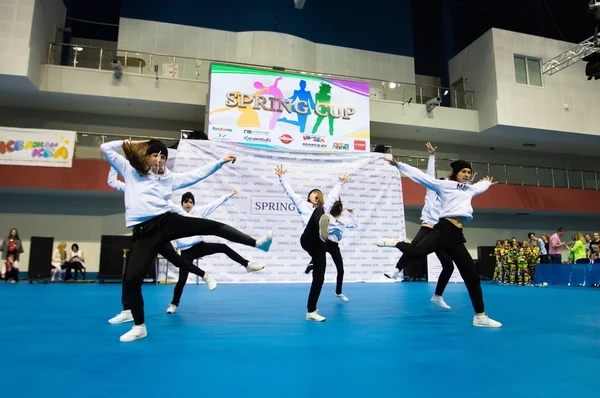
[46,42,476,110]
[74,132,598,191]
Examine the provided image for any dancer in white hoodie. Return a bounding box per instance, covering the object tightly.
[101,139,273,342]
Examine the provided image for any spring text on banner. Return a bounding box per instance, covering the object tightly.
[168,140,405,284]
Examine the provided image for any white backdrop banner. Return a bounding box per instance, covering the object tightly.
[168,140,405,284]
[427,253,464,283]
[0,127,76,168]
[207,64,370,153]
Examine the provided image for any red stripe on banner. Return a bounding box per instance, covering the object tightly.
[2,159,600,213]
[0,159,114,192]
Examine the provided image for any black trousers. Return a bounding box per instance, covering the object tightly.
[325,241,345,295]
[123,212,257,325]
[302,207,327,313]
[395,226,455,296]
[171,242,249,306]
[395,219,485,314]
[3,268,18,282]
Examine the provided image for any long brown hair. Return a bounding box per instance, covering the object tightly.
[122,141,151,175]
[575,232,586,245]
[8,228,19,240]
[330,198,343,218]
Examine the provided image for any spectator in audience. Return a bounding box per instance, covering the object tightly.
[500,239,511,284]
[541,233,551,262]
[549,228,566,264]
[528,232,548,263]
[51,242,67,282]
[65,243,86,281]
[492,240,503,283]
[1,228,24,262]
[518,241,530,285]
[568,232,587,263]
[1,253,19,283]
[588,232,600,258]
[585,234,592,253]
[592,245,600,262]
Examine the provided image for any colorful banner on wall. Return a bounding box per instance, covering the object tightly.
[207,64,370,153]
[170,140,404,284]
[0,127,76,168]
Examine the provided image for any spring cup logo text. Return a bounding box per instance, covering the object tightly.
[224,92,356,120]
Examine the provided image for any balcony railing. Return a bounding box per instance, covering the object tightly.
[47,43,475,110]
[75,132,599,190]
[398,156,600,190]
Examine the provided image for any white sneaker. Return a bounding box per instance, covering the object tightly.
[108,310,134,324]
[166,304,177,314]
[306,310,326,322]
[203,274,217,291]
[473,315,502,328]
[319,214,330,241]
[431,295,451,310]
[335,293,349,302]
[377,238,399,247]
[256,230,273,252]
[246,262,265,273]
[384,269,400,280]
[119,325,148,343]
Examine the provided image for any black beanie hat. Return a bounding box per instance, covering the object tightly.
[450,160,472,175]
[181,192,195,205]
[146,140,168,159]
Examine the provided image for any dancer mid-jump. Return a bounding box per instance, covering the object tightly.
[167,191,266,314]
[381,143,456,310]
[324,197,358,302]
[275,164,347,274]
[101,139,273,342]
[275,165,350,321]
[378,156,502,328]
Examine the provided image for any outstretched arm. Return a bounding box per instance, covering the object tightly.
[107,167,125,192]
[275,165,304,210]
[195,191,236,218]
[470,177,495,196]
[323,174,351,213]
[386,157,443,193]
[171,155,236,190]
[425,142,438,178]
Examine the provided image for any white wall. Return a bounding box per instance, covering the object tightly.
[28,0,65,87]
[0,0,64,83]
[117,17,416,86]
[449,29,498,131]
[492,28,600,136]
[0,0,35,77]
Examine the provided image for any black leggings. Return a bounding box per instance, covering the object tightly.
[301,207,327,313]
[325,241,345,295]
[395,226,455,296]
[171,242,249,306]
[123,212,257,325]
[395,219,485,314]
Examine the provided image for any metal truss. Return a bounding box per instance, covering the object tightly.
[542,34,600,75]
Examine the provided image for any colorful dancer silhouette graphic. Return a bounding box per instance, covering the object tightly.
[311,83,335,135]
[278,80,315,134]
[254,77,284,130]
